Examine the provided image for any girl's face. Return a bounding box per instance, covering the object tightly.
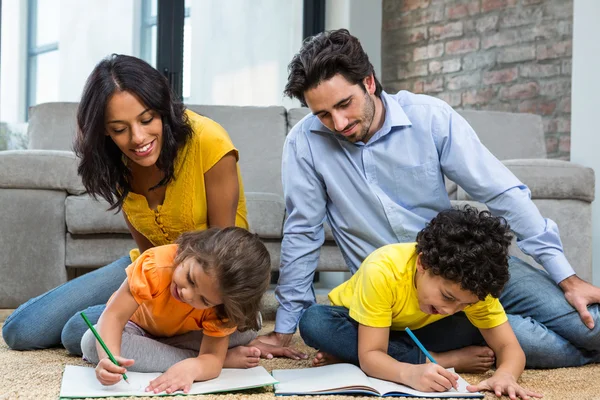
[105,90,164,169]
[170,256,223,310]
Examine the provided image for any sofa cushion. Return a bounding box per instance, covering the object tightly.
[287,107,311,133]
[457,159,595,202]
[246,192,285,238]
[28,102,79,151]
[66,194,129,234]
[66,234,135,268]
[186,105,287,196]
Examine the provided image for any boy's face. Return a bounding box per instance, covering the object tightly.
[170,257,223,310]
[304,74,377,144]
[414,256,479,316]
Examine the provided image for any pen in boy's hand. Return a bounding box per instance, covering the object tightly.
[80,312,130,384]
[405,327,437,364]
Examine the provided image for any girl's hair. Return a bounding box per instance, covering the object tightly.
[175,228,271,331]
[74,54,193,211]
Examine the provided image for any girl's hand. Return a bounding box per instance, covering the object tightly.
[146,358,200,394]
[405,363,458,392]
[467,371,543,400]
[95,356,134,386]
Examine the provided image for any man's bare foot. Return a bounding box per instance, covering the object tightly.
[312,351,342,367]
[432,346,495,373]
[224,345,261,368]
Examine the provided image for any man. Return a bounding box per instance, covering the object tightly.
[257,29,600,368]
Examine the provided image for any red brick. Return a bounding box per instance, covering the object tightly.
[482,0,517,12]
[398,63,429,79]
[559,135,571,153]
[546,135,559,154]
[500,7,542,28]
[413,80,424,93]
[401,0,431,12]
[497,45,536,64]
[462,88,495,106]
[523,0,543,4]
[446,1,480,20]
[447,73,481,90]
[518,100,537,114]
[538,100,558,116]
[482,31,521,50]
[561,59,572,75]
[429,22,463,40]
[520,63,560,78]
[483,67,518,85]
[397,7,445,27]
[499,82,539,100]
[519,100,557,116]
[436,92,462,107]
[556,117,571,133]
[480,103,516,112]
[445,38,480,55]
[537,41,572,60]
[423,77,444,93]
[557,96,571,113]
[393,26,428,44]
[539,79,572,97]
[429,58,461,74]
[475,15,498,32]
[463,51,496,70]
[413,43,444,61]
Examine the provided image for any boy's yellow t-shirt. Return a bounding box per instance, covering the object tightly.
[328,243,508,331]
[109,244,237,338]
[123,110,249,261]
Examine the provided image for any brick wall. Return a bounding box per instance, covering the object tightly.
[381,0,573,159]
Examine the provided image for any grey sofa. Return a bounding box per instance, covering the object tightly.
[0,102,594,308]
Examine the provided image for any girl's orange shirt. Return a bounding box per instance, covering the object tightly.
[110,244,237,338]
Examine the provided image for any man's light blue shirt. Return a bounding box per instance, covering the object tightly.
[275,90,573,334]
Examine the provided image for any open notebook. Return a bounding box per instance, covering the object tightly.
[272,363,483,398]
[59,365,277,398]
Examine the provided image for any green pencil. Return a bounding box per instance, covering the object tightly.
[80,311,129,384]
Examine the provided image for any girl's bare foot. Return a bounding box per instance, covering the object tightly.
[312,351,342,367]
[224,345,261,368]
[432,346,495,373]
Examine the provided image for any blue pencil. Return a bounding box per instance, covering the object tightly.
[405,327,438,364]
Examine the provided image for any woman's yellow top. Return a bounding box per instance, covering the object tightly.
[123,110,249,261]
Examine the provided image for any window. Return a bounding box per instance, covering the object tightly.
[26,0,60,116]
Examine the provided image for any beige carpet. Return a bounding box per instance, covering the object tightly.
[0,317,599,400]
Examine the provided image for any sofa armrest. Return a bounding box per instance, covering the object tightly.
[457,159,595,203]
[0,150,85,194]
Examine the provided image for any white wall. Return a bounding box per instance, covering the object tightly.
[187,0,303,108]
[325,0,382,79]
[58,0,140,101]
[571,0,600,286]
[0,0,27,123]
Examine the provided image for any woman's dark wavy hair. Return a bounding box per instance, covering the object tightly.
[175,227,272,332]
[415,206,513,300]
[74,54,193,211]
[284,28,382,106]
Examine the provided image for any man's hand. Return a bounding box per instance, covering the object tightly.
[559,275,600,329]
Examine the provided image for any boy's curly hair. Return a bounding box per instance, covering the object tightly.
[415,206,513,300]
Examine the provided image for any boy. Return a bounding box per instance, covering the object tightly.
[299,207,541,399]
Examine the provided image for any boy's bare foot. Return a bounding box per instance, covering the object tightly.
[312,351,342,367]
[224,345,261,368]
[432,346,495,373]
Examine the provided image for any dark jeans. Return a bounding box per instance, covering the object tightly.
[299,305,485,365]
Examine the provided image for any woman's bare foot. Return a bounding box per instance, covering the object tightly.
[224,345,261,368]
[432,346,495,373]
[312,351,342,367]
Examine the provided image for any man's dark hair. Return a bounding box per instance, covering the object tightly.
[74,54,193,211]
[415,206,513,300]
[284,29,382,106]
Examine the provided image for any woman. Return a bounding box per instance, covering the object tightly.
[1,54,295,366]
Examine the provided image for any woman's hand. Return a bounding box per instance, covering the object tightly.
[95,356,134,386]
[145,358,201,394]
[467,371,543,400]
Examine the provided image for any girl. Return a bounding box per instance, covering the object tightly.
[3,54,302,364]
[82,227,271,394]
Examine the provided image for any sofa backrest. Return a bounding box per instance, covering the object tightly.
[286,107,547,160]
[28,102,79,151]
[186,105,286,195]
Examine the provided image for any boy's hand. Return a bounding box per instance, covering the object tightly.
[250,338,308,360]
[467,371,543,399]
[95,356,134,386]
[146,358,199,394]
[405,363,458,392]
